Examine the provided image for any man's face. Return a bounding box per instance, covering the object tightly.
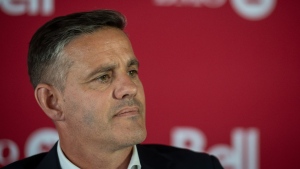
[58,28,146,151]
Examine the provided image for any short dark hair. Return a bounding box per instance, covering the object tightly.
[28,9,126,90]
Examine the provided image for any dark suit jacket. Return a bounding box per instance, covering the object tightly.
[2,143,223,169]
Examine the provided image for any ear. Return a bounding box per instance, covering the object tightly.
[35,84,65,121]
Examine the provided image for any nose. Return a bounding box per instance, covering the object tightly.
[113,74,138,100]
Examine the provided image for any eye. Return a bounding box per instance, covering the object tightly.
[96,74,111,83]
[128,70,138,77]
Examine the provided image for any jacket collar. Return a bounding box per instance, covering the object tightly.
[137,144,173,169]
[36,142,61,169]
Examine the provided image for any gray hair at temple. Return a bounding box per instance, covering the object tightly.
[28,9,126,91]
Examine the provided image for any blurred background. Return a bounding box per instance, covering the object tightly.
[1,0,299,168]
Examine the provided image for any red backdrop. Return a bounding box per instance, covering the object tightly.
[1,0,299,169]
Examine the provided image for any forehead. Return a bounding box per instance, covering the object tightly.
[63,27,135,65]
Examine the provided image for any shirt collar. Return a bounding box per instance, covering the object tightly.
[128,144,141,169]
[57,141,79,169]
[57,141,141,169]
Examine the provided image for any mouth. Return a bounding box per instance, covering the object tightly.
[114,107,140,117]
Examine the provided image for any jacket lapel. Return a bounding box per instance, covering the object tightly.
[36,142,61,169]
[137,144,172,169]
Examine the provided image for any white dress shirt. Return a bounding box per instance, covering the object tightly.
[57,141,141,169]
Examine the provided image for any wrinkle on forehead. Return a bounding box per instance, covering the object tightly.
[63,28,132,61]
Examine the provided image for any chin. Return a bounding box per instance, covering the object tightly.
[136,128,147,143]
[119,128,147,149]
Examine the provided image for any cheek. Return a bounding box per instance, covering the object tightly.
[62,90,95,120]
[64,97,108,132]
[82,109,97,125]
[68,91,112,120]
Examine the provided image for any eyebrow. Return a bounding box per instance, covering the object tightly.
[86,64,116,80]
[127,58,139,68]
[85,58,139,80]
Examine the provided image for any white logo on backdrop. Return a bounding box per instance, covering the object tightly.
[0,139,19,166]
[0,128,58,166]
[230,0,276,20]
[154,0,227,8]
[171,127,259,169]
[153,0,277,20]
[0,0,54,16]
[24,127,58,157]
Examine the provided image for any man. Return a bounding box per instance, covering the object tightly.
[3,10,223,169]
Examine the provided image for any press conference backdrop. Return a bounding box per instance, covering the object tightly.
[1,0,299,168]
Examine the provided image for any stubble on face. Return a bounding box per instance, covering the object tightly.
[57,28,147,152]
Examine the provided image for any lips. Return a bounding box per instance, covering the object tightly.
[114,107,139,117]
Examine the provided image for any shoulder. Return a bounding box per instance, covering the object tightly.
[137,144,223,169]
[2,153,47,169]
